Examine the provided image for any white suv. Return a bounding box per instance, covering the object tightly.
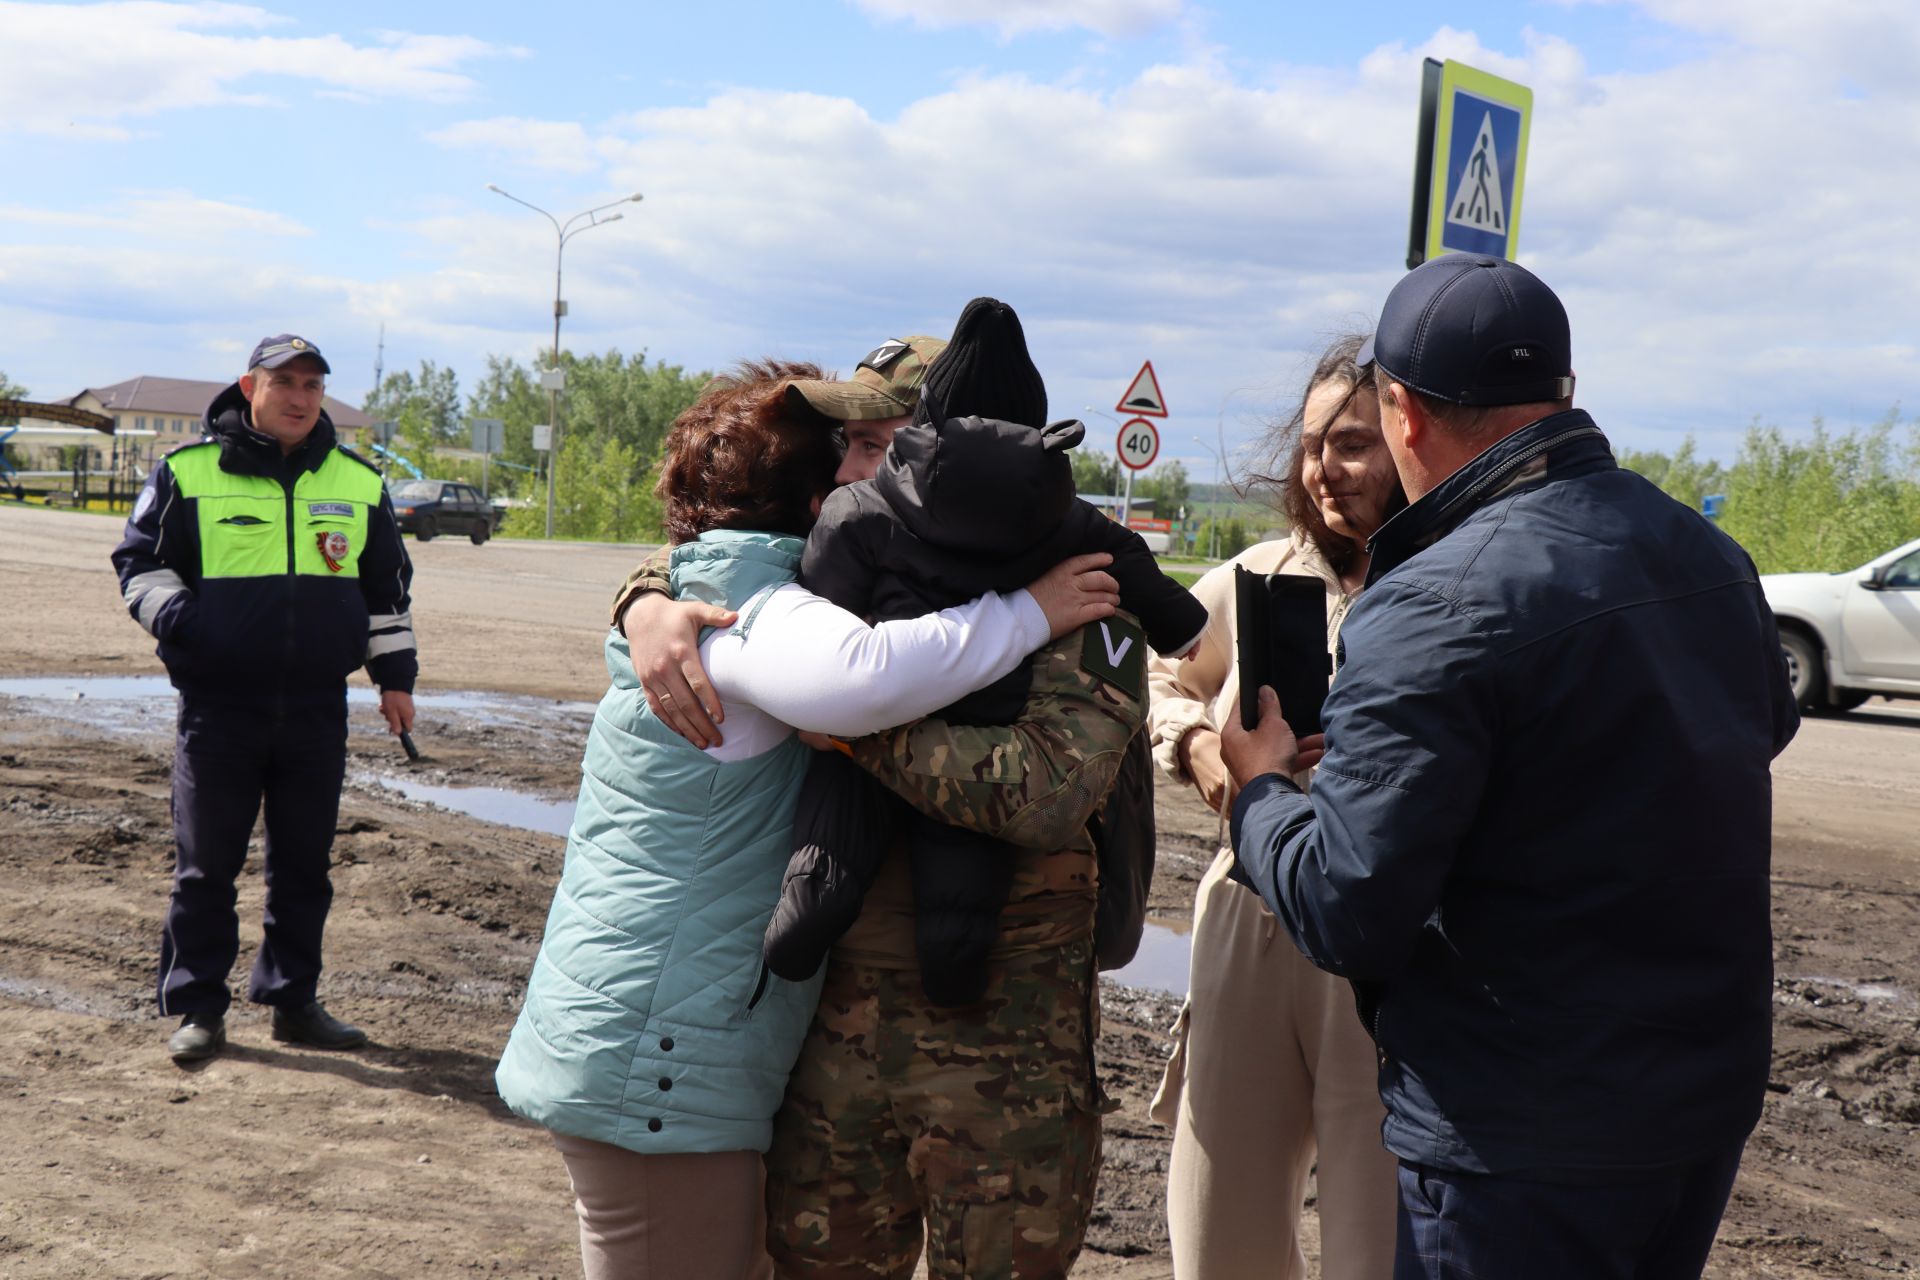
[1761,537,1920,711]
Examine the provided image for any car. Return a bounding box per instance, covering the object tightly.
[387,479,498,545]
[1761,536,1920,711]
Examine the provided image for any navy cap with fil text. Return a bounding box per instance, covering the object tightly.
[248,334,331,375]
[1358,255,1573,406]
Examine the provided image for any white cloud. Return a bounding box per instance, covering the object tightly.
[0,191,310,239]
[407,16,1920,458]
[427,118,604,174]
[10,8,1920,463]
[0,1,517,137]
[849,0,1181,38]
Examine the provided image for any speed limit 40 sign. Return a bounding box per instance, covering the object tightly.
[1117,417,1160,471]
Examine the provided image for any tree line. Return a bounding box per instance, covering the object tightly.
[1618,417,1920,574]
[10,358,1912,571]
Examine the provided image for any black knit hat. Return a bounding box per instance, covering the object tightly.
[915,297,1048,430]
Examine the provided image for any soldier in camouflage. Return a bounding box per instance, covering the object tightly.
[614,335,1148,1278]
[766,623,1144,1279]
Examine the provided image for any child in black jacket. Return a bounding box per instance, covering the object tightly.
[764,297,1206,1005]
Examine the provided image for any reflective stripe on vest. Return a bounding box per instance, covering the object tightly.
[166,445,381,581]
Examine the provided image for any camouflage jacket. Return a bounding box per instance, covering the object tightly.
[611,551,1149,968]
[610,548,672,629]
[836,615,1148,968]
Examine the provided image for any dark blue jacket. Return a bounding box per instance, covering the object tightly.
[1231,410,1798,1179]
[110,383,417,706]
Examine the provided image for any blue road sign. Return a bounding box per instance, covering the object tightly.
[1412,60,1533,265]
[1440,91,1524,256]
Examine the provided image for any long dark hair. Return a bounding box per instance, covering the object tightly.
[1244,334,1403,578]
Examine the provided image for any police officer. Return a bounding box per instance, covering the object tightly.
[113,334,418,1064]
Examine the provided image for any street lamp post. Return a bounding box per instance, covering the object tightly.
[486,184,643,538]
[1191,429,1227,561]
[1081,406,1127,521]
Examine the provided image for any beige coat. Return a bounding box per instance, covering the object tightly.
[1145,533,1396,1280]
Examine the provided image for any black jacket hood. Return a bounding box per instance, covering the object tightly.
[204,381,339,479]
[872,414,1085,556]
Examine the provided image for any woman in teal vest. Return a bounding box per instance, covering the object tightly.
[496,359,1115,1280]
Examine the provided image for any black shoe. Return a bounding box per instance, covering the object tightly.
[270,1001,368,1050]
[168,1012,226,1063]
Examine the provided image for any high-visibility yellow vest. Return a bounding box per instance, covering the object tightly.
[165,443,384,581]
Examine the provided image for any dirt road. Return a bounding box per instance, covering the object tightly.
[1,503,1915,1278]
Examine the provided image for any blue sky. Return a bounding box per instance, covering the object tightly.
[3,0,1916,477]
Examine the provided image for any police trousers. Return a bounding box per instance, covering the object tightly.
[157,694,348,1017]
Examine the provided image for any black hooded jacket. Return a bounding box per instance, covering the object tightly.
[804,414,1206,719]
[766,414,1204,990]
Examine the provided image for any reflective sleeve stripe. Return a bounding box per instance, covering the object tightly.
[125,569,189,634]
[366,628,416,659]
[367,610,413,632]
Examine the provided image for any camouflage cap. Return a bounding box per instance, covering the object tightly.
[785,335,947,424]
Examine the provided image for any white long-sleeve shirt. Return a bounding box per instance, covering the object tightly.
[699,583,1050,761]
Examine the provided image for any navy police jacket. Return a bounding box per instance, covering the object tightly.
[1231,410,1799,1179]
[110,383,417,706]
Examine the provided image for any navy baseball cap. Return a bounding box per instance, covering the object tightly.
[1358,255,1573,406]
[248,334,331,375]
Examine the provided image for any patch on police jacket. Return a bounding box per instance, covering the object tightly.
[1080,616,1145,696]
[308,501,354,517]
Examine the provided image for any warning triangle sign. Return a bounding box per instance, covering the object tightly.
[1447,112,1507,234]
[1116,361,1168,417]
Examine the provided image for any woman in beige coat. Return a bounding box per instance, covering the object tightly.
[1147,334,1406,1278]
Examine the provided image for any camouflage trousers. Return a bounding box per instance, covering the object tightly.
[765,938,1106,1280]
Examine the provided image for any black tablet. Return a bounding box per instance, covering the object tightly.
[1235,566,1332,736]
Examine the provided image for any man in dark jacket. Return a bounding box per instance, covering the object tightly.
[112,335,418,1064]
[1219,256,1799,1277]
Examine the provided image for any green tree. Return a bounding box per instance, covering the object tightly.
[465,355,546,497]
[1195,516,1254,561]
[1071,449,1119,497]
[1616,436,1726,511]
[1716,418,1920,574]
[558,349,708,462]
[1131,459,1191,516]
[504,430,664,542]
[365,360,463,445]
[394,402,440,481]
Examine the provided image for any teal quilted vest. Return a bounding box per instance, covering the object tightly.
[495,530,825,1153]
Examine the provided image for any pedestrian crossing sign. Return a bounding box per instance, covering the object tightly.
[1414,60,1532,265]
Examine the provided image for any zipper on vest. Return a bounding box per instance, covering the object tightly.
[745,962,771,1014]
[280,477,298,717]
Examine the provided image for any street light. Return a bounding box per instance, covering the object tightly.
[1191,427,1228,561]
[1080,406,1126,519]
[487,184,644,538]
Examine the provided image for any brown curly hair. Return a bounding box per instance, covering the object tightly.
[1244,334,1405,578]
[656,359,842,545]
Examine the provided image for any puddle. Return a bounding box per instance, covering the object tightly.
[1108,922,1192,998]
[2,674,1201,995]
[0,674,593,738]
[1791,975,1913,1007]
[0,976,144,1022]
[372,776,574,838]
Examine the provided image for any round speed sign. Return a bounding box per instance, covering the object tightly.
[1116,417,1160,471]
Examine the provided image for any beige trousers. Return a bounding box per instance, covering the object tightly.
[551,1131,774,1280]
[1150,847,1398,1279]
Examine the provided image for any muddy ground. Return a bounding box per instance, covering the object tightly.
[1,503,1916,1278]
